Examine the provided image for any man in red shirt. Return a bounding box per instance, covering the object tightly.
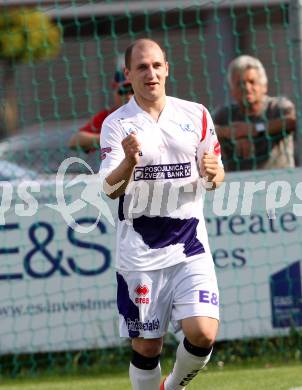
[69,70,133,152]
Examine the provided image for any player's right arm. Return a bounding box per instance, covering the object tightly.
[99,118,141,199]
[197,107,224,191]
[104,133,141,199]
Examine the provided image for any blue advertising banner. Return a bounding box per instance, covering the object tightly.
[270,261,302,328]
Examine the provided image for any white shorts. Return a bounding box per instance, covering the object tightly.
[116,256,219,339]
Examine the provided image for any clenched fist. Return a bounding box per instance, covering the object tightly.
[122,132,141,165]
[200,152,219,179]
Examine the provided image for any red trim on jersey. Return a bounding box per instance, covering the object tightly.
[201,109,207,141]
[214,141,221,156]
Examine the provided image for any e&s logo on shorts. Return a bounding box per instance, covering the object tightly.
[199,290,219,306]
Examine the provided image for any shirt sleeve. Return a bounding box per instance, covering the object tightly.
[196,107,223,168]
[99,117,125,183]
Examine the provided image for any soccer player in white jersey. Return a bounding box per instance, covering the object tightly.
[100,38,225,390]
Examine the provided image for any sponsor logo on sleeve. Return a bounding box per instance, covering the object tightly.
[100,147,112,160]
[209,128,215,136]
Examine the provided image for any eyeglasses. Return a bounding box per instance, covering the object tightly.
[117,85,134,96]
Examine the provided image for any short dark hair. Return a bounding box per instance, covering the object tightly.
[124,38,167,69]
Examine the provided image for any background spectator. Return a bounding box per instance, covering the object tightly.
[69,68,133,152]
[213,55,296,171]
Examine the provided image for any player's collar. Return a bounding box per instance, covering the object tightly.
[129,95,171,123]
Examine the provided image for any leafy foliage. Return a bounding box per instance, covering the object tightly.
[0,7,61,63]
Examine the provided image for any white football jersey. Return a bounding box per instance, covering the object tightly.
[100,96,222,271]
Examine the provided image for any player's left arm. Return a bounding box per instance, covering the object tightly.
[197,107,225,191]
[201,152,225,190]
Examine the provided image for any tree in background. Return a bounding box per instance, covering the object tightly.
[0,7,61,137]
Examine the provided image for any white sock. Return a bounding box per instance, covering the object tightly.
[129,362,161,390]
[164,341,212,390]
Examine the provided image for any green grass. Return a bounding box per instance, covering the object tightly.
[1,364,302,390]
